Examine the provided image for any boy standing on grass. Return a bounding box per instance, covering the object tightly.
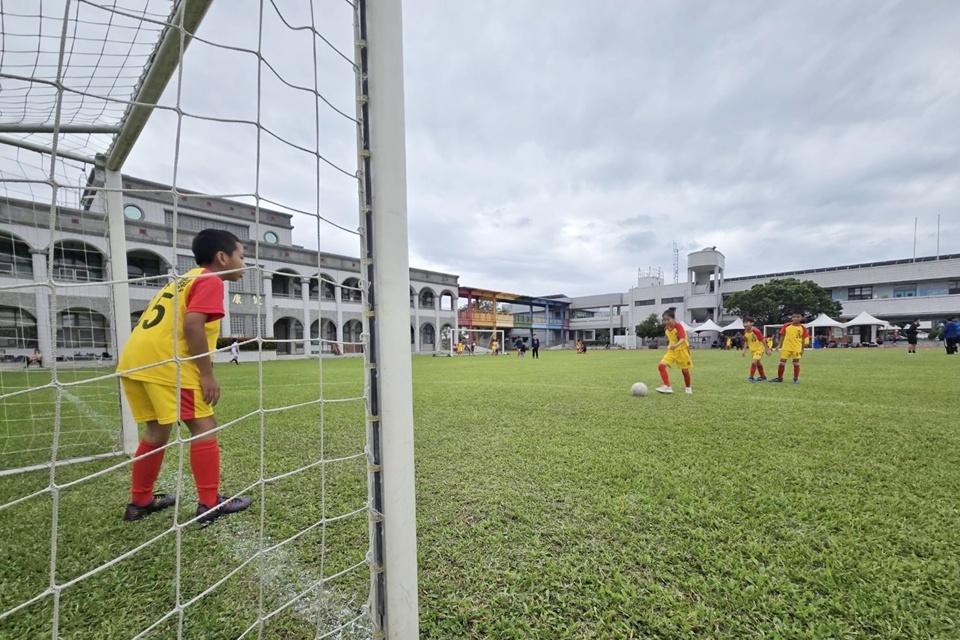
[229,339,241,365]
[117,229,252,526]
[742,317,771,382]
[655,308,693,394]
[769,312,810,384]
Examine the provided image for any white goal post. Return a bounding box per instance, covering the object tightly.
[0,0,418,638]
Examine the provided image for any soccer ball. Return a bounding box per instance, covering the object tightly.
[631,382,648,397]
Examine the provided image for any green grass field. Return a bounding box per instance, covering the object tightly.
[2,347,959,639]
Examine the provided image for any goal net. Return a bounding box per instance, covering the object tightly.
[458,328,507,355]
[0,1,417,638]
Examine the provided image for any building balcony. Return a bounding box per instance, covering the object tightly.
[457,310,515,328]
[686,293,720,309]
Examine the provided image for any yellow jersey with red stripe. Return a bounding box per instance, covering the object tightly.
[118,268,224,389]
[779,322,810,353]
[745,327,765,354]
[661,322,693,368]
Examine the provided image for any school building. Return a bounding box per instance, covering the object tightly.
[0,170,459,362]
[562,247,960,346]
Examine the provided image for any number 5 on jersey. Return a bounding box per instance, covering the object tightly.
[141,292,175,330]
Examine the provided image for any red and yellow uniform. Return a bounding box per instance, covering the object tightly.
[118,268,224,424]
[779,322,810,360]
[744,327,766,360]
[661,323,693,369]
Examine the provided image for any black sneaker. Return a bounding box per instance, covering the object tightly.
[123,493,177,522]
[196,494,253,527]
[768,377,783,383]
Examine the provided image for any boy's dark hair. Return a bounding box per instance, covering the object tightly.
[662,307,677,320]
[192,229,242,265]
[744,316,755,323]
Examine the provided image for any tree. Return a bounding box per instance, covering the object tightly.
[723,278,842,328]
[635,313,663,339]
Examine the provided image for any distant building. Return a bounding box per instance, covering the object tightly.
[0,171,459,361]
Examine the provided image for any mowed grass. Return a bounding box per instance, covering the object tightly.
[2,347,960,638]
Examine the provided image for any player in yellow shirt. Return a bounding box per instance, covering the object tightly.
[742,316,772,382]
[770,312,810,384]
[655,308,693,394]
[118,229,252,525]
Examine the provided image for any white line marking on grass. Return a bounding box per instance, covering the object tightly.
[207,517,370,638]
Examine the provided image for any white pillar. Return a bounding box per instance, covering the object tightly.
[433,301,440,353]
[31,250,54,361]
[262,274,274,336]
[104,168,139,456]
[301,277,311,355]
[360,0,420,634]
[335,282,344,350]
[221,283,231,337]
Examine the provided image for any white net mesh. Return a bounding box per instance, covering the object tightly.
[0,1,392,637]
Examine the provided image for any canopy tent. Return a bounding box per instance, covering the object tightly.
[805,313,844,329]
[843,311,892,329]
[721,318,744,332]
[678,321,695,334]
[690,319,724,333]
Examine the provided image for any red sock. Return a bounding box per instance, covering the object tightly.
[756,363,765,377]
[793,363,800,380]
[190,439,221,508]
[749,363,756,377]
[131,440,165,507]
[778,361,786,379]
[682,369,691,387]
[658,363,670,386]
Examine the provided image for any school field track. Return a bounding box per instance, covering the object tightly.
[1,346,959,639]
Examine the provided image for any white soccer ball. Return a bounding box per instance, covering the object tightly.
[631,382,648,397]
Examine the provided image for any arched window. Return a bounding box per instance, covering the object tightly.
[419,289,435,310]
[0,233,33,278]
[0,306,38,349]
[54,241,104,282]
[58,309,108,349]
[127,250,168,287]
[420,323,435,347]
[439,291,456,312]
[344,319,363,343]
[342,277,362,303]
[273,270,301,298]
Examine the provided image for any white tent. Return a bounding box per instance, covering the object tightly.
[691,319,724,333]
[843,311,891,329]
[721,318,744,332]
[678,321,695,334]
[805,313,844,329]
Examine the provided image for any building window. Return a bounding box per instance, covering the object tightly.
[229,277,246,293]
[661,296,685,304]
[123,204,144,220]
[230,315,247,336]
[127,251,166,287]
[0,234,33,278]
[0,306,38,349]
[893,285,916,299]
[950,280,960,295]
[58,309,108,349]
[847,286,873,301]
[344,278,363,303]
[634,299,655,307]
[264,231,279,244]
[164,211,250,240]
[176,254,196,274]
[54,242,104,282]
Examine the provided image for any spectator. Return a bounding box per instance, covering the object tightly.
[25,348,43,368]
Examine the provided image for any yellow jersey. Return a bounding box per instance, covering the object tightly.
[665,323,689,349]
[744,327,765,352]
[118,268,225,389]
[779,323,810,352]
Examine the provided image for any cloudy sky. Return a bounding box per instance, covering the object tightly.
[4,0,959,297]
